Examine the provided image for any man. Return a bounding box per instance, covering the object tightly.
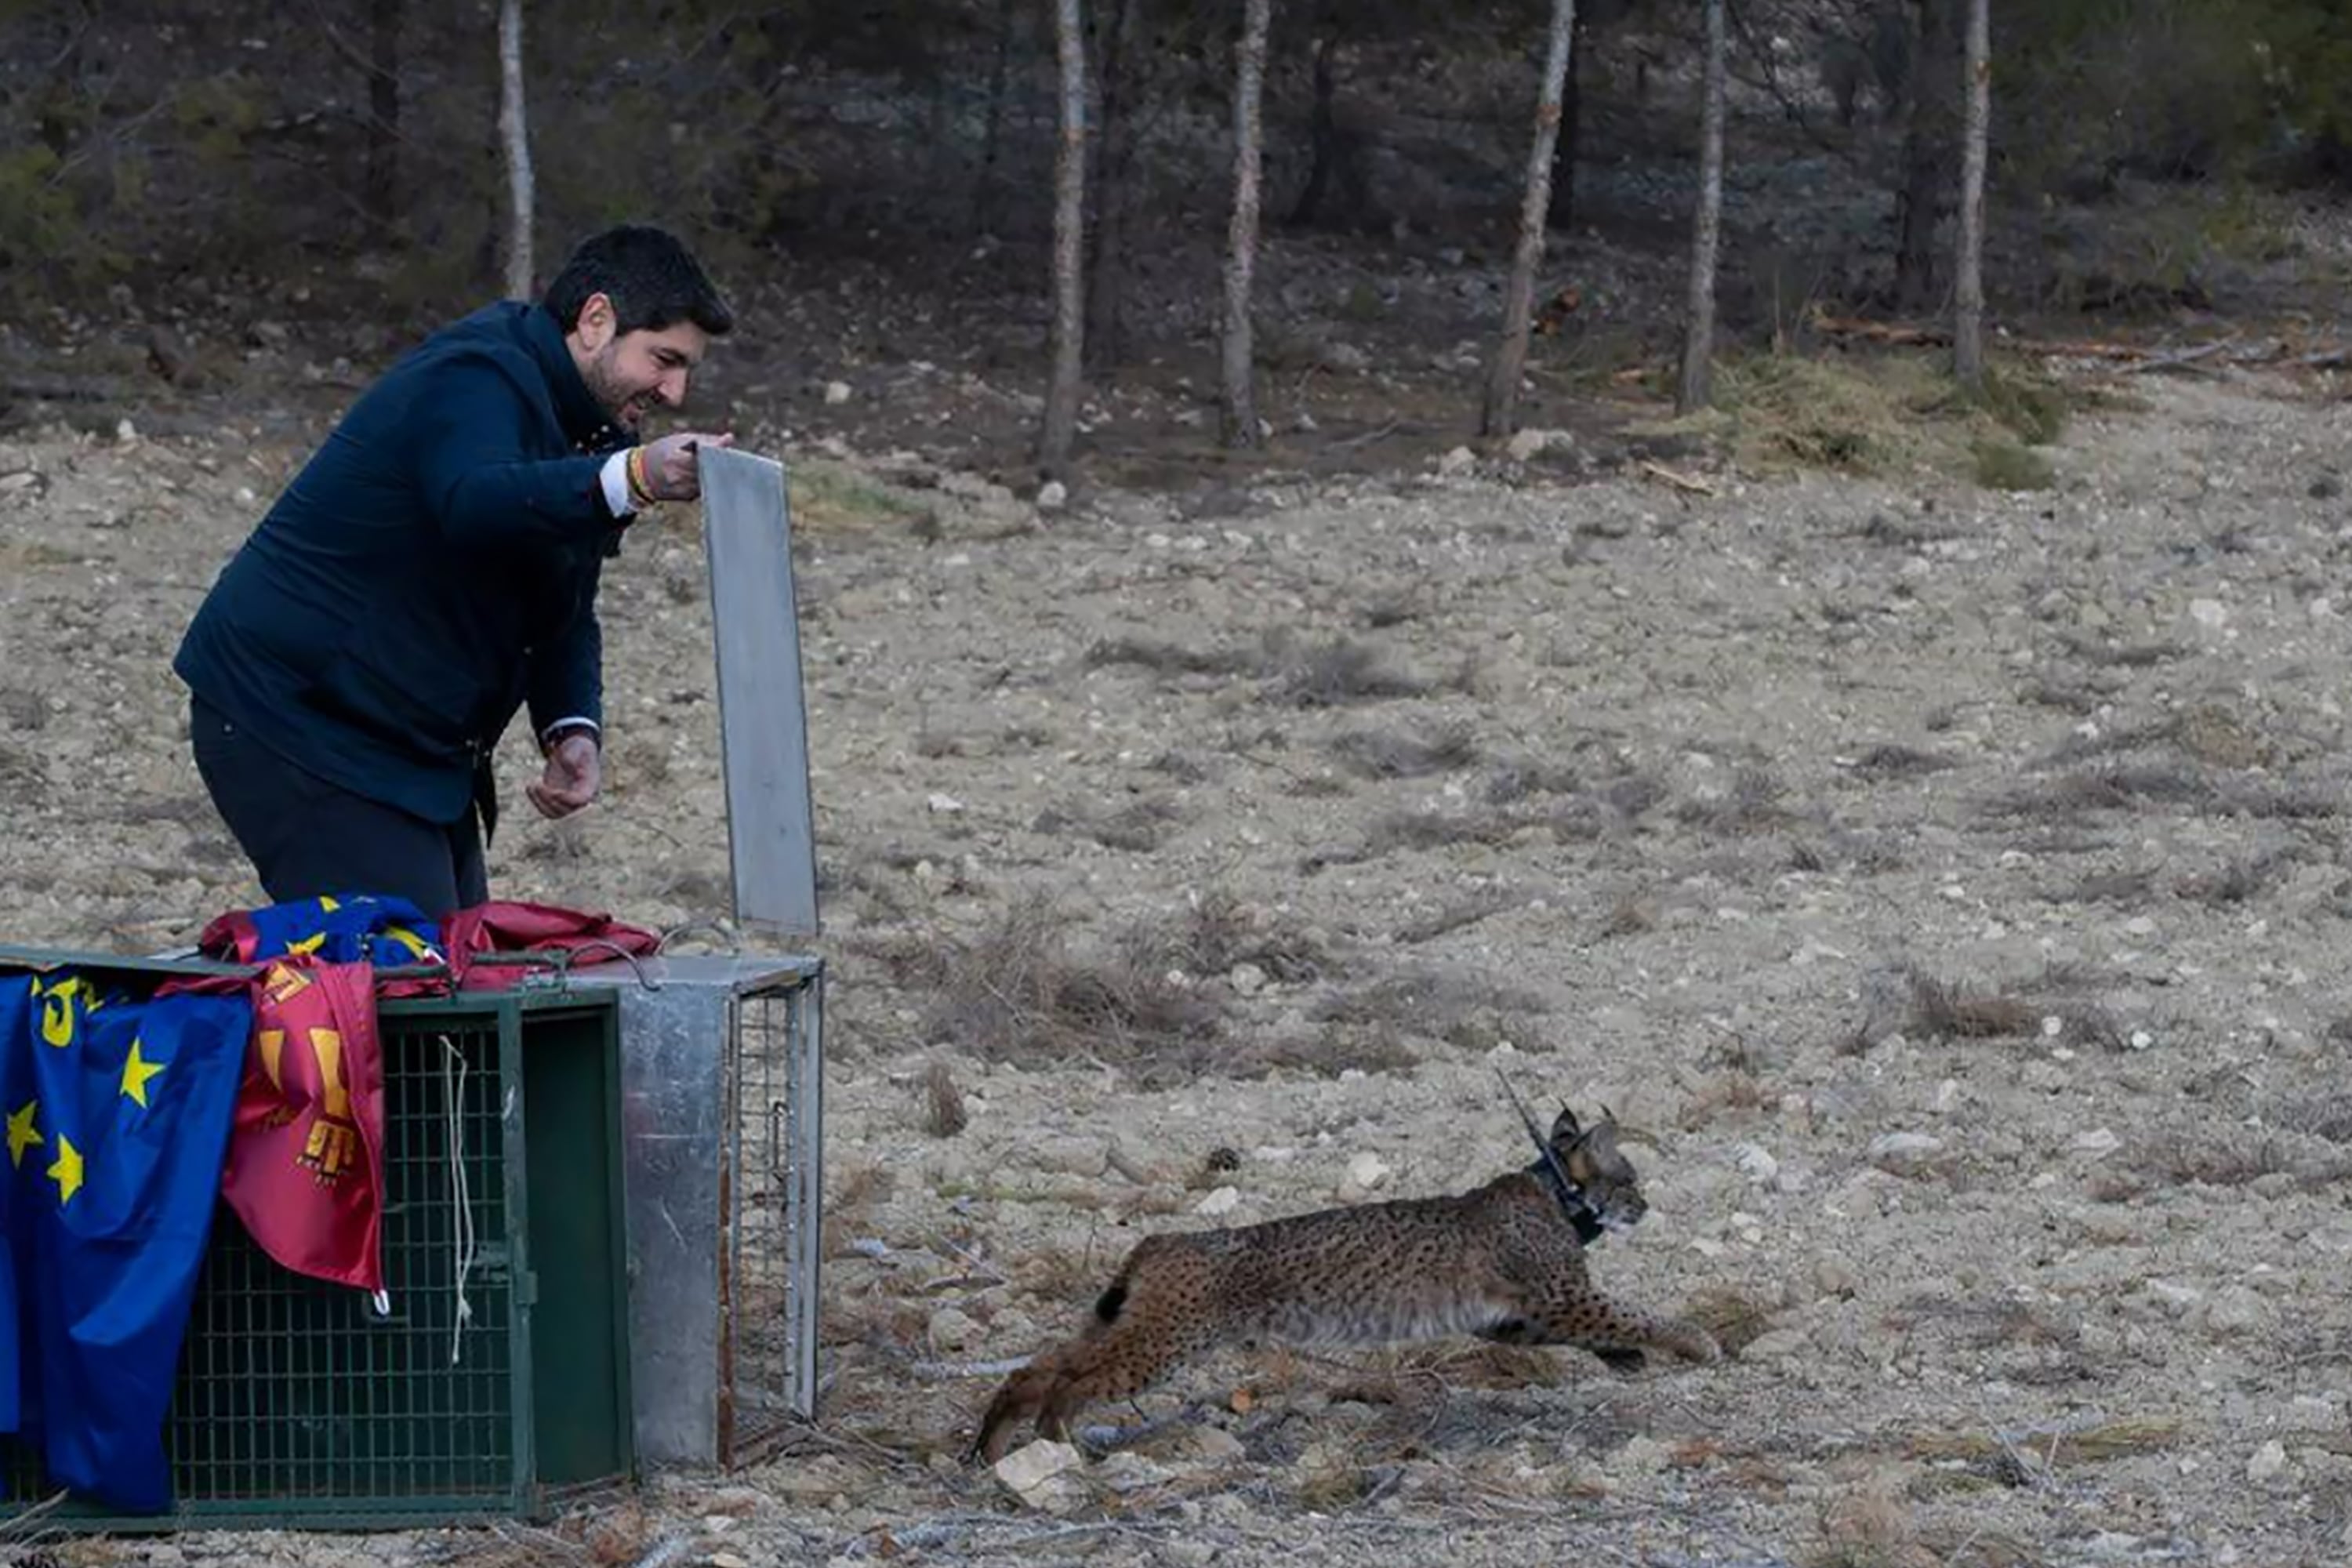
[175,224,734,916]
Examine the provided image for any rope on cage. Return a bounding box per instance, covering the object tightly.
[440,1032,477,1367]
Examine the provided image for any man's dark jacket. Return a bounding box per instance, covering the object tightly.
[176,302,630,829]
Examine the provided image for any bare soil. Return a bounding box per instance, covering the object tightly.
[5,364,2352,1567]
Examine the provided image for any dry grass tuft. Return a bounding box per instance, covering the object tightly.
[1307,967,1550,1039]
[1676,767,1799,835]
[1847,743,1955,780]
[1033,796,1185,853]
[1599,892,1658,938]
[1482,757,1584,804]
[868,896,1222,1079]
[1904,970,2041,1040]
[1083,636,1258,677]
[1327,723,1479,780]
[1900,1416,2184,1470]
[1265,636,1431,707]
[1171,887,1329,984]
[920,1060,967,1138]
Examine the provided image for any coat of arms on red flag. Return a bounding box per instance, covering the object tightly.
[219,957,387,1292]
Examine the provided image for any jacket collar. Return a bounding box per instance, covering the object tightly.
[522,303,628,455]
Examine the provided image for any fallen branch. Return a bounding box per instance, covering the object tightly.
[1640,459,1717,496]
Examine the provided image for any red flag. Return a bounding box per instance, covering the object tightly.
[218,958,386,1292]
[442,900,660,991]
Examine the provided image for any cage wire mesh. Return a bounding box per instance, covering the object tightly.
[721,972,824,1461]
[4,1008,530,1523]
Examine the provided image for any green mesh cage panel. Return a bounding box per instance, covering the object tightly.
[2,987,631,1530]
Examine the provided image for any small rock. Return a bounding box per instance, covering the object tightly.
[925,792,965,814]
[2068,1127,2121,1157]
[1317,340,1372,375]
[1036,479,1069,510]
[115,418,139,444]
[1228,961,1268,996]
[1436,445,1475,476]
[1504,426,1570,463]
[994,1439,1085,1510]
[710,1554,750,1568]
[927,1306,982,1352]
[2205,1286,2265,1337]
[1195,1185,1241,1218]
[822,379,853,405]
[1865,1131,1944,1174]
[1183,1426,1246,1463]
[1345,1151,1392,1191]
[1812,1254,1860,1299]
[1744,1326,1809,1359]
[1733,1142,1780,1185]
[1606,1435,1671,1476]
[2141,1279,2201,1316]
[2247,1438,2289,1484]
[2188,598,2230,633]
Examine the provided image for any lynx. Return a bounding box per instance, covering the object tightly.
[974,1101,1719,1462]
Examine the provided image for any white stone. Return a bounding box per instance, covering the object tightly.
[2247,1439,2289,1483]
[822,379,853,405]
[2205,1286,2265,1336]
[1436,445,1476,476]
[994,1438,1086,1507]
[1733,1142,1780,1185]
[1228,961,1268,996]
[1744,1327,1809,1359]
[1504,427,1570,463]
[1036,479,1069,510]
[2189,598,2230,631]
[1866,1131,1944,1172]
[1345,1151,1392,1192]
[2069,1127,2121,1156]
[1195,1185,1241,1217]
[925,792,965,814]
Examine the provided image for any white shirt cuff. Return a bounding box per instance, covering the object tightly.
[541,717,601,746]
[600,451,637,517]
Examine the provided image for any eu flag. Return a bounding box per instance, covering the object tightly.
[0,971,249,1512]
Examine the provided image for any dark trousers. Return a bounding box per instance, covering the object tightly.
[190,697,488,918]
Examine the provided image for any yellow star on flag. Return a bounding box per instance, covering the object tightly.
[47,1134,83,1206]
[5,1100,39,1167]
[121,1036,167,1108]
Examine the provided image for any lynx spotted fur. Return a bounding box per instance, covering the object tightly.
[975,1104,1718,1462]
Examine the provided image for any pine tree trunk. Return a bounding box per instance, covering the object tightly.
[1220,0,1275,449]
[1544,7,1590,230]
[1481,0,1578,439]
[1083,0,1139,376]
[363,0,401,243]
[1676,0,1726,413]
[496,0,534,299]
[1894,0,1958,314]
[1040,0,1089,481]
[1953,0,1990,391]
[971,0,1021,237]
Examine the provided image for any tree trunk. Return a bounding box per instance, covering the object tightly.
[363,0,401,243]
[1480,0,1578,440]
[1544,7,1589,230]
[1290,28,1338,227]
[1083,0,1139,375]
[1952,0,1990,391]
[971,0,1020,236]
[1220,0,1275,449]
[1040,0,1089,481]
[1676,0,1726,414]
[1893,0,1958,313]
[496,0,534,299]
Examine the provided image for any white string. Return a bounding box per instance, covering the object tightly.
[440,1032,476,1366]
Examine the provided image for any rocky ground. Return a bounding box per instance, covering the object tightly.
[5,362,2352,1567]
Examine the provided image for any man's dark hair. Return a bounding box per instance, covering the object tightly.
[543,225,734,338]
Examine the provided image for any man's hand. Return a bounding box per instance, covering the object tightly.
[526,732,602,820]
[637,430,735,503]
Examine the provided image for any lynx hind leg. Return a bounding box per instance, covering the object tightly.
[973,1241,1220,1463]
